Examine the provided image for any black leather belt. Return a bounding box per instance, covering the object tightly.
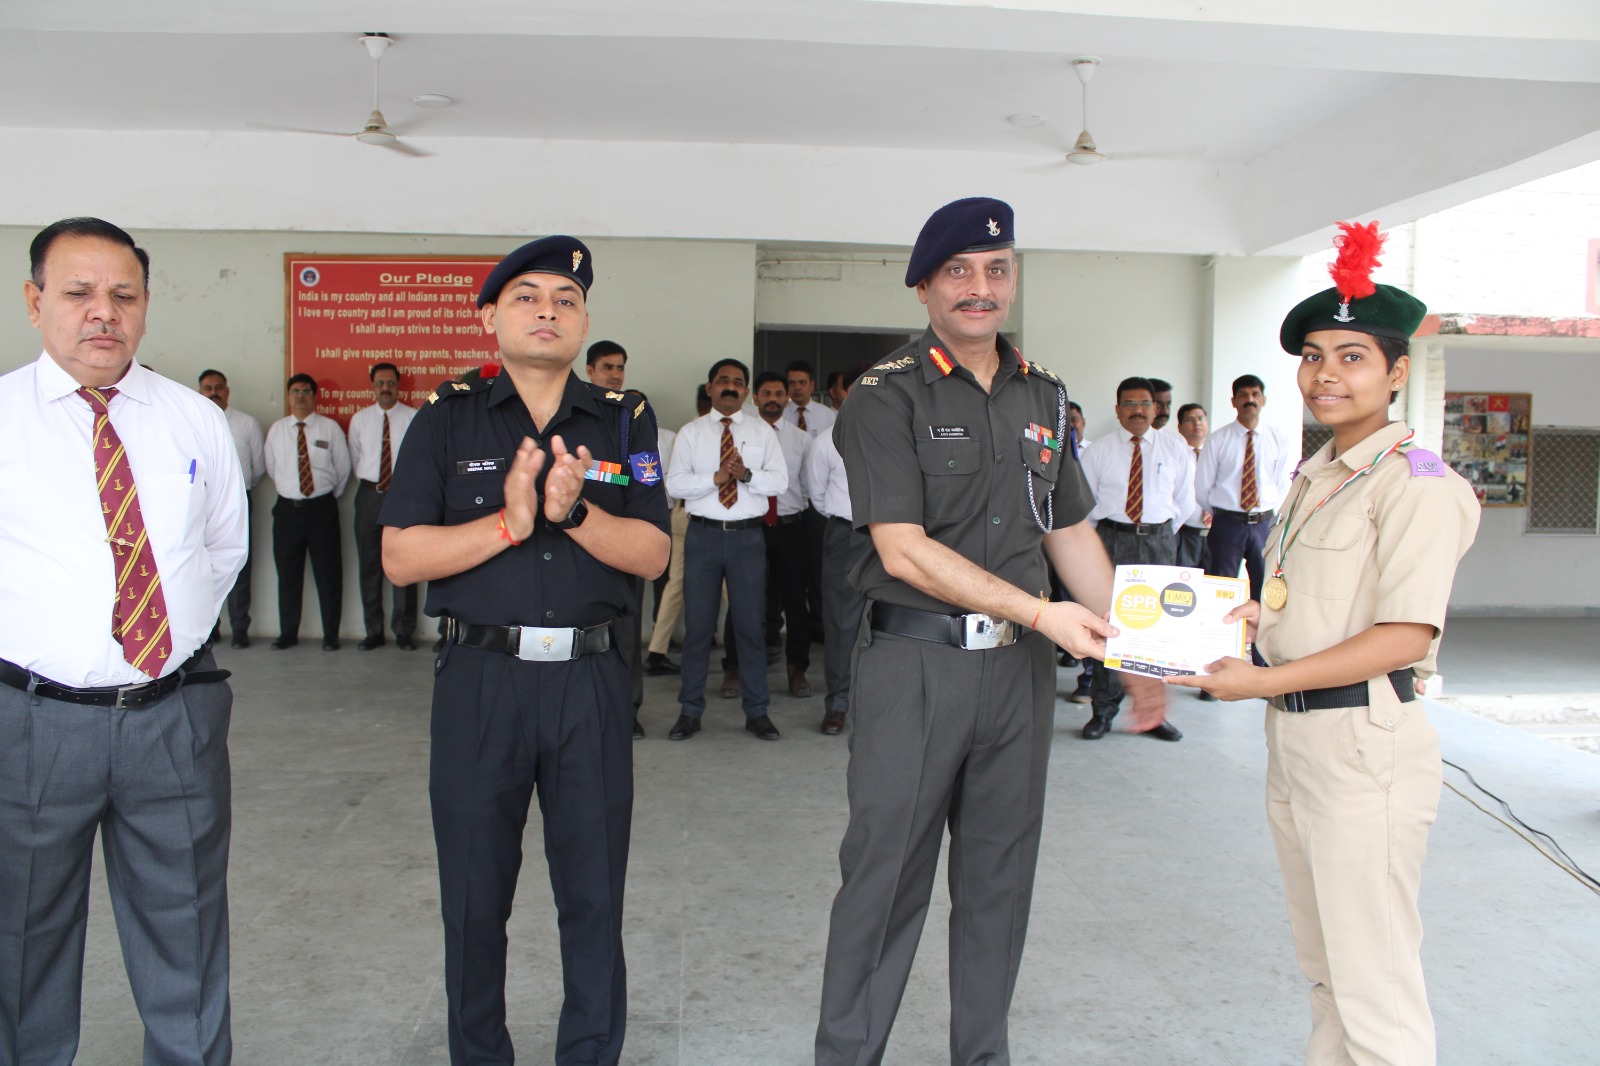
[1098,518,1172,537]
[869,601,1019,651]
[1213,508,1274,525]
[0,647,228,709]
[773,512,804,526]
[282,495,334,509]
[359,479,386,493]
[1273,670,1417,713]
[689,515,763,531]
[446,618,614,661]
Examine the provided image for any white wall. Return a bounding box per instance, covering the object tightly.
[1205,255,1305,452]
[0,225,755,638]
[1445,343,1600,614]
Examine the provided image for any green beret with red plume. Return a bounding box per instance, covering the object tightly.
[1279,221,1427,353]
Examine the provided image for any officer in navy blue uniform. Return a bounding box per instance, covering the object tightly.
[380,236,670,1066]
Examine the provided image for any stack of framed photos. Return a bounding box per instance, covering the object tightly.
[1442,392,1531,507]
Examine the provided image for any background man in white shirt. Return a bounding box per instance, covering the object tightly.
[755,371,814,697]
[1195,373,1292,601]
[199,367,265,648]
[803,361,871,736]
[783,359,834,648]
[348,361,417,651]
[264,373,351,650]
[664,358,788,741]
[1,217,247,1065]
[1175,401,1212,570]
[1077,375,1194,742]
[645,385,713,682]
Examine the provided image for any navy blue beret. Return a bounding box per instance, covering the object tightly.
[477,235,594,307]
[904,197,1015,287]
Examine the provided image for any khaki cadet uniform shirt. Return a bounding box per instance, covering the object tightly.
[1257,420,1479,720]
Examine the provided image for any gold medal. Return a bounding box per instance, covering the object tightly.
[1262,575,1289,611]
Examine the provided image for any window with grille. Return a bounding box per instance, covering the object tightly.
[1302,424,1332,459]
[1526,427,1600,535]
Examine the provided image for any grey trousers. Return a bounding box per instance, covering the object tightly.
[816,629,1056,1066]
[0,657,233,1066]
[820,518,870,714]
[354,481,417,640]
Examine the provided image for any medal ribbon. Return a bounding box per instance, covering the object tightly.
[1270,429,1414,581]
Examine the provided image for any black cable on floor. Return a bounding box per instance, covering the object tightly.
[1442,758,1600,898]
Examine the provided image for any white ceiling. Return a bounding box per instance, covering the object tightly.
[2,0,1597,257]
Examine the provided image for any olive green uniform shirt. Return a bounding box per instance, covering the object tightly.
[834,327,1095,614]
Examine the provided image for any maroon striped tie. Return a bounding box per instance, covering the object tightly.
[378,413,393,493]
[297,422,316,497]
[1240,430,1259,510]
[1125,436,1144,524]
[80,386,174,673]
[718,417,738,508]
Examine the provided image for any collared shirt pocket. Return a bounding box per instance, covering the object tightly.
[1019,435,1061,499]
[915,437,980,520]
[445,471,506,516]
[1289,511,1369,600]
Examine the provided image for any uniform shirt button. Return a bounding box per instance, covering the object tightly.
[542,552,553,561]
[1386,717,1396,727]
[545,610,555,620]
[995,453,1003,463]
[475,495,484,505]
[990,515,1001,525]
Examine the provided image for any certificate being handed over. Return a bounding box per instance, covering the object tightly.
[1103,564,1249,678]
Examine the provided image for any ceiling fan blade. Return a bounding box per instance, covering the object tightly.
[1017,159,1071,175]
[379,138,432,158]
[247,121,356,138]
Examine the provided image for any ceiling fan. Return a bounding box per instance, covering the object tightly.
[254,33,432,157]
[1014,56,1202,171]
[1065,56,1107,166]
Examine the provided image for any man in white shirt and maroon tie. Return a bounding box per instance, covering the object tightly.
[664,358,789,741]
[755,371,814,697]
[1195,373,1292,602]
[1,217,248,1065]
[1076,375,1194,741]
[348,361,418,650]
[198,367,266,648]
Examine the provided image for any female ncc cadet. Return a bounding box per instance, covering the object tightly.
[1171,222,1479,1065]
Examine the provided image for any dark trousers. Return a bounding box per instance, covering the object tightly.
[1089,520,1177,721]
[224,495,253,637]
[354,481,416,640]
[678,522,768,718]
[0,658,234,1066]
[1176,524,1211,571]
[272,494,342,641]
[820,517,870,714]
[1207,511,1274,601]
[616,576,644,712]
[430,643,632,1066]
[764,518,811,671]
[817,631,1056,1065]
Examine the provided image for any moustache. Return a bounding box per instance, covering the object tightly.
[1242,402,1258,408]
[80,325,126,343]
[953,298,999,312]
[720,390,740,399]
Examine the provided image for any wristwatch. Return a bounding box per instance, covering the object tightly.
[546,497,589,531]
[739,469,752,484]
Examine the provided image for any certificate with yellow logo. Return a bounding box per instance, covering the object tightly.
[1102,564,1249,677]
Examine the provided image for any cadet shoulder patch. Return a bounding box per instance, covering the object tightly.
[1404,448,1447,478]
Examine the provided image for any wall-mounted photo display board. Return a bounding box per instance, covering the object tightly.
[1442,391,1531,507]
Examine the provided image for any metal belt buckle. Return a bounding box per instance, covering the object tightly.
[515,627,576,662]
[960,613,1015,651]
[114,684,142,710]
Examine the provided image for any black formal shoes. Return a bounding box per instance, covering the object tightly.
[1144,721,1184,742]
[357,636,385,651]
[744,715,781,741]
[230,634,251,649]
[322,639,341,652]
[1081,712,1113,740]
[396,637,418,651]
[645,653,679,676]
[667,715,701,741]
[270,637,298,650]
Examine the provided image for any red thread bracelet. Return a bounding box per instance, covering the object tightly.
[497,508,522,547]
[1030,593,1047,630]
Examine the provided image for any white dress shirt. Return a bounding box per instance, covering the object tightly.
[1195,419,1292,513]
[766,417,810,517]
[265,412,351,500]
[347,401,417,484]
[805,424,852,522]
[1180,442,1208,528]
[666,409,788,521]
[223,404,266,490]
[656,426,677,505]
[783,399,836,438]
[1081,428,1196,526]
[0,355,248,686]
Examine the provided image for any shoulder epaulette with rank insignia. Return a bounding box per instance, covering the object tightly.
[1026,361,1063,385]
[870,354,918,373]
[608,388,662,486]
[425,363,498,404]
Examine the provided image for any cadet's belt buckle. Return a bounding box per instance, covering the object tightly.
[515,627,576,662]
[960,613,1015,651]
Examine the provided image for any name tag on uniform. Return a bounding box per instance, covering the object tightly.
[456,458,506,475]
[314,438,329,450]
[929,426,969,440]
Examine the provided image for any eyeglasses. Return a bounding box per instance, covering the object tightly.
[1119,400,1154,410]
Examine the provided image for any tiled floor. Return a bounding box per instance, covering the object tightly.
[67,620,1600,1064]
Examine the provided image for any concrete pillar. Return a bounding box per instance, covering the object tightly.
[1203,255,1306,454]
